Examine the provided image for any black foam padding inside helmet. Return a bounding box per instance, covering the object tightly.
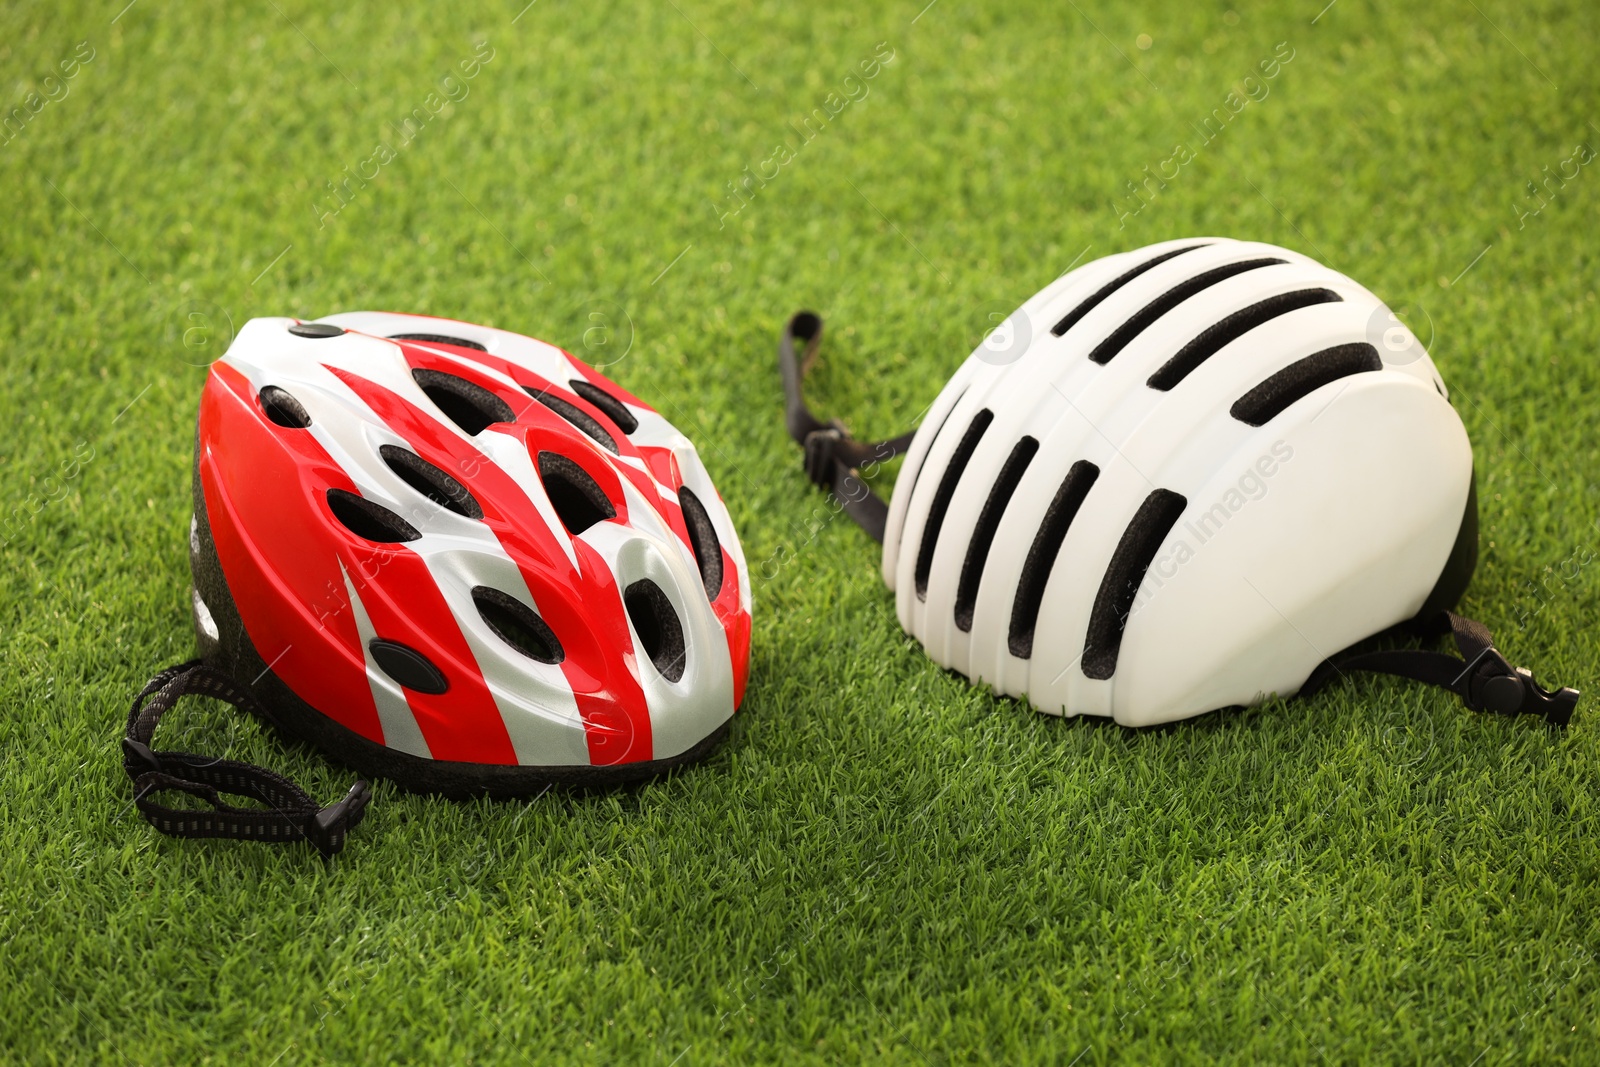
[1082,488,1188,680]
[678,486,725,600]
[1147,289,1343,391]
[412,369,515,436]
[537,452,616,535]
[527,388,619,454]
[1007,460,1100,660]
[1229,342,1383,427]
[569,379,639,434]
[625,579,686,683]
[390,332,488,351]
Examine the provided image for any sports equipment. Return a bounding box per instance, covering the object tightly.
[781,237,1576,729]
[124,312,751,857]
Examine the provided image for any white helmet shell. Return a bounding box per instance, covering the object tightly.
[877,238,1474,726]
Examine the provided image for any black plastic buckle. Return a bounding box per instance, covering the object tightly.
[802,427,845,489]
[122,737,163,777]
[1463,650,1579,727]
[302,780,372,859]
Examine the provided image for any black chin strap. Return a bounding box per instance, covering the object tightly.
[1303,611,1578,726]
[780,311,916,543]
[122,661,371,859]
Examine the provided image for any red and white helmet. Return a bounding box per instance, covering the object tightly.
[180,312,750,803]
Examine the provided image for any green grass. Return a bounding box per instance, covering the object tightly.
[3,0,1599,1062]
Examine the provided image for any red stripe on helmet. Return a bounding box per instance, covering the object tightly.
[339,545,520,765]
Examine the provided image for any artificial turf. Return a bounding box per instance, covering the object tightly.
[3,0,1599,1062]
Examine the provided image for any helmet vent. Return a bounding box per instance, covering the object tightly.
[1082,489,1188,680]
[914,409,994,599]
[369,638,448,694]
[569,379,639,434]
[678,486,725,599]
[954,435,1039,632]
[1088,258,1287,365]
[1229,342,1383,426]
[390,332,488,352]
[259,386,312,428]
[526,387,620,453]
[624,579,686,683]
[472,587,564,664]
[326,488,422,543]
[379,445,483,519]
[537,452,616,535]
[412,369,515,436]
[1008,460,1100,659]
[1146,288,1344,391]
[1052,244,1208,338]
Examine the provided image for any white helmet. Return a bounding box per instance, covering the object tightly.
[782,237,1576,727]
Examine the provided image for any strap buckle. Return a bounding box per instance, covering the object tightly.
[1463,649,1579,726]
[802,426,846,489]
[122,737,163,777]
[302,781,373,860]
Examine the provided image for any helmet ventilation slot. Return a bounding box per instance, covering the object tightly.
[954,435,1039,632]
[369,638,448,694]
[259,386,312,428]
[569,379,639,434]
[526,387,619,453]
[473,587,564,664]
[1230,342,1383,427]
[625,579,686,682]
[1082,489,1188,679]
[379,445,484,519]
[1007,460,1100,659]
[412,369,515,436]
[1088,258,1287,365]
[678,486,725,599]
[537,452,616,535]
[914,409,994,599]
[391,332,488,352]
[1146,288,1344,391]
[327,488,422,543]
[1052,244,1208,338]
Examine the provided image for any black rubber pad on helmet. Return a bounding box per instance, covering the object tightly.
[369,638,449,694]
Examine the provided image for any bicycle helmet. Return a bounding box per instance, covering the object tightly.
[123,312,751,857]
[781,237,1576,729]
